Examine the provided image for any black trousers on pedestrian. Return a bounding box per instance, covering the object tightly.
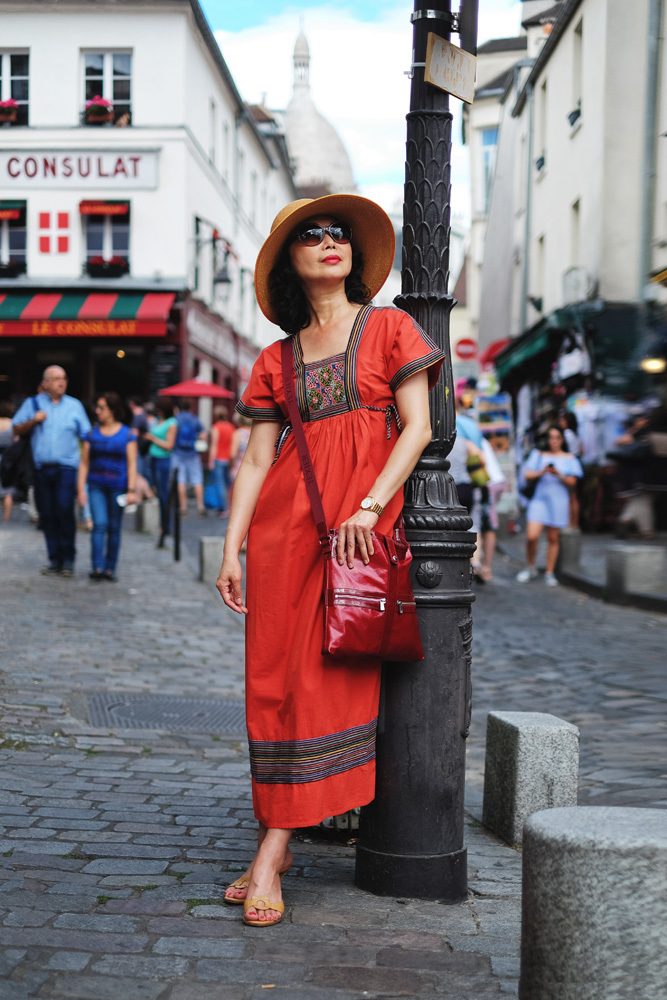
[33,464,77,569]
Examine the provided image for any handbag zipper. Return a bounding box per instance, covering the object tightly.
[331,591,386,612]
[397,601,416,614]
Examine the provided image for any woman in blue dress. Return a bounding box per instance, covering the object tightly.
[516,425,583,586]
[78,392,137,581]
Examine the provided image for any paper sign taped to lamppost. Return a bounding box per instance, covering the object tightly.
[424,33,476,104]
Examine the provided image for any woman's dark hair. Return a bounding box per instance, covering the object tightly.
[98,391,124,422]
[268,244,371,334]
[0,400,15,418]
[563,410,578,433]
[154,397,174,420]
[541,424,568,452]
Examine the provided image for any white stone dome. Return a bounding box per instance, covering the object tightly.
[284,30,356,196]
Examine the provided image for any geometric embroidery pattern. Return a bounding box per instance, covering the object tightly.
[305,356,347,417]
[249,716,377,784]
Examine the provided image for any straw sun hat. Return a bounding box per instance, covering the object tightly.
[254,194,396,325]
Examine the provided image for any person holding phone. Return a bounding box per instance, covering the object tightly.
[516,425,583,586]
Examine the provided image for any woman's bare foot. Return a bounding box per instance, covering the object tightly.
[242,829,293,923]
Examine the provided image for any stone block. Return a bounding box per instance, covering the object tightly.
[556,528,581,573]
[134,498,160,534]
[520,806,667,999]
[482,712,579,846]
[606,544,666,595]
[199,536,223,585]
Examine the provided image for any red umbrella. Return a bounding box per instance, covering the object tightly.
[158,378,235,399]
[478,339,512,368]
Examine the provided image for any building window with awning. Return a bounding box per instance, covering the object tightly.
[0,201,26,277]
[81,201,130,277]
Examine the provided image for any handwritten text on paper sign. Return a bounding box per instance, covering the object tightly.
[424,33,476,105]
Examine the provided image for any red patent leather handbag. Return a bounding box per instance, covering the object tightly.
[281,339,424,663]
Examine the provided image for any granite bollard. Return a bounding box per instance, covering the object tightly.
[482,711,579,846]
[199,536,224,585]
[606,544,666,596]
[134,497,160,533]
[520,806,667,1000]
[556,527,581,574]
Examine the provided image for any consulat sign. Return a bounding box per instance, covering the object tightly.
[0,149,159,189]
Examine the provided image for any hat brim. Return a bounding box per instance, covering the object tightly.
[254,194,396,326]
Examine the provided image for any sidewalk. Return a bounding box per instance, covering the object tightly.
[0,515,521,1000]
[497,526,667,613]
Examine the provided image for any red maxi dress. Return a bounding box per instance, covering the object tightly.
[236,305,445,829]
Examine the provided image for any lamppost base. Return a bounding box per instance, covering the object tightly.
[355,843,468,902]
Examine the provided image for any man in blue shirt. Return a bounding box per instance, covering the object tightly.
[13,366,91,576]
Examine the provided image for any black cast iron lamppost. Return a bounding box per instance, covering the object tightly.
[355,0,478,903]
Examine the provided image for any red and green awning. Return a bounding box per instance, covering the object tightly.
[0,291,176,337]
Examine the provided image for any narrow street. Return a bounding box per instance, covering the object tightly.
[0,512,665,999]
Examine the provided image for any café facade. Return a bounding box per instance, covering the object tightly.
[0,0,296,409]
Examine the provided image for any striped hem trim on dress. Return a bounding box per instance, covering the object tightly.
[235,400,284,422]
[389,347,447,393]
[249,717,378,785]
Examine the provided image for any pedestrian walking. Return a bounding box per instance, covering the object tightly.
[471,437,506,583]
[208,406,235,514]
[77,392,137,581]
[0,401,16,522]
[128,397,152,481]
[144,397,177,548]
[12,366,91,575]
[516,425,583,586]
[172,400,206,516]
[216,194,442,927]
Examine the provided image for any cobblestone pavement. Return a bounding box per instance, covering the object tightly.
[0,509,664,999]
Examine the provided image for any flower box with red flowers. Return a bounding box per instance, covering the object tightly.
[0,99,18,124]
[84,96,114,125]
[86,256,129,277]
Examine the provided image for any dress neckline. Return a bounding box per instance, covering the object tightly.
[294,304,371,367]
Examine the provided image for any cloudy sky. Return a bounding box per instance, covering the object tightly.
[202,1,523,221]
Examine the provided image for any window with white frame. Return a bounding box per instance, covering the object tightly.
[0,52,29,125]
[480,126,498,215]
[83,52,132,125]
[0,201,26,273]
[83,203,130,272]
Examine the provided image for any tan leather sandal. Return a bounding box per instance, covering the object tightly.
[224,864,291,905]
[243,895,285,927]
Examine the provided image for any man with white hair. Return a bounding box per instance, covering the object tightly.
[13,366,91,576]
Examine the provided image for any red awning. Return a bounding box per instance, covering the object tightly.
[0,290,175,336]
[478,339,512,368]
[79,201,129,216]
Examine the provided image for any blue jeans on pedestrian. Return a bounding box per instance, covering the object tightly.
[151,456,172,534]
[33,464,77,570]
[88,484,124,574]
[209,460,231,511]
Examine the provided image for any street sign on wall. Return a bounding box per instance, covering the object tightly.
[424,33,476,104]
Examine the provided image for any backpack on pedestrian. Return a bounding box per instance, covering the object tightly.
[175,411,201,451]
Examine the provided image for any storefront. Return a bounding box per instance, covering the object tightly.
[0,286,181,404]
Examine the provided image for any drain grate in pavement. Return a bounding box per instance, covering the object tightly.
[86,693,246,734]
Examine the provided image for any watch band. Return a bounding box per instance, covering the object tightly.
[360,496,384,516]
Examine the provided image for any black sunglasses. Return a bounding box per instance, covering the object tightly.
[293,222,352,247]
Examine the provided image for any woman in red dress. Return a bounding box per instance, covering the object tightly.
[216,194,445,927]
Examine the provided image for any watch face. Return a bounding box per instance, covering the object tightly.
[361,498,372,509]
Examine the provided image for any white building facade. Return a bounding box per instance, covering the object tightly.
[480,0,666,397]
[0,0,296,407]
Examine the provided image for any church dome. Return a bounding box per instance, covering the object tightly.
[284,30,356,197]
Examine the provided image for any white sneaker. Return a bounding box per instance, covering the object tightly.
[516,567,538,583]
[544,572,559,587]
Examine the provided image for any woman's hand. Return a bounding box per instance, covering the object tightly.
[216,555,248,614]
[77,487,87,509]
[336,509,379,568]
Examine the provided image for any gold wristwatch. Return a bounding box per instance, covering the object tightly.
[360,496,384,516]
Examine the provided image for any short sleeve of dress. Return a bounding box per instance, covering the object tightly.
[566,455,584,478]
[236,349,284,422]
[385,310,447,392]
[525,449,542,472]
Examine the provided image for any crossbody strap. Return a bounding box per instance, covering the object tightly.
[280,337,330,555]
